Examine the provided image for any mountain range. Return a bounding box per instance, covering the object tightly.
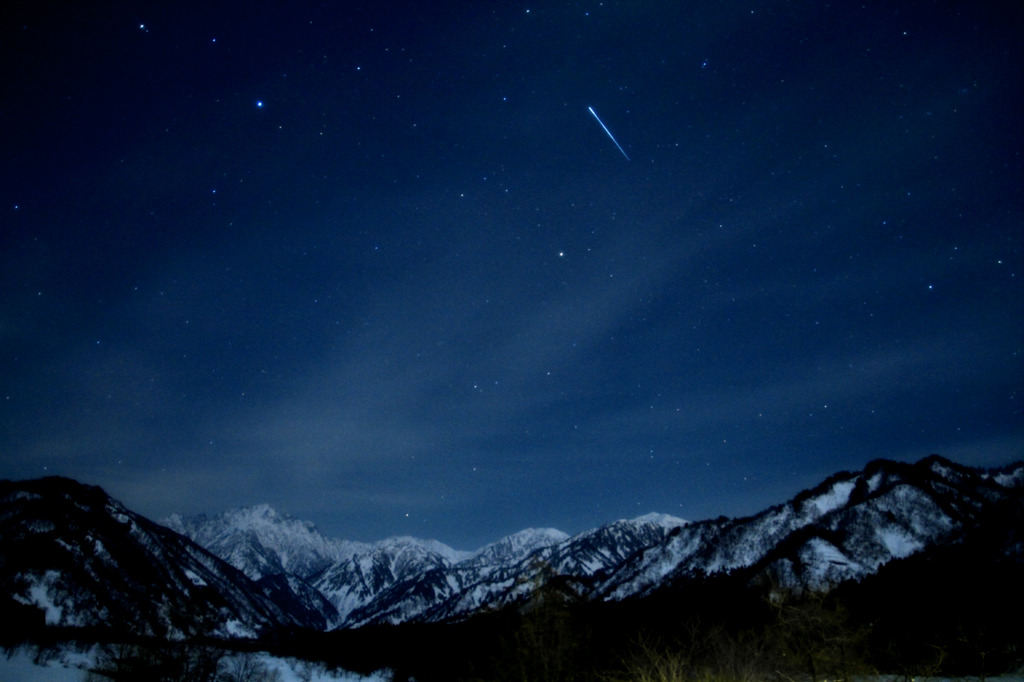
[2,454,1021,641]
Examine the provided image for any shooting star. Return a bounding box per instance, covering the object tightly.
[588,106,630,160]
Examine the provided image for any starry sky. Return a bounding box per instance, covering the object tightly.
[1,1,1021,550]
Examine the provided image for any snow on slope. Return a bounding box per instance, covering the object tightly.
[165,506,475,624]
[597,456,1024,600]
[163,505,362,581]
[342,513,686,626]
[0,647,391,682]
[312,535,471,622]
[462,527,570,568]
[0,478,328,637]
[160,455,1022,630]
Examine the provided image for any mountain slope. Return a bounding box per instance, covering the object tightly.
[163,505,358,581]
[312,535,472,623]
[339,456,1022,626]
[342,513,687,627]
[3,456,1019,639]
[595,455,1024,600]
[167,456,1022,629]
[164,505,474,624]
[0,477,330,638]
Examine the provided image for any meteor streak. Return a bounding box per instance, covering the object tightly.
[588,106,630,160]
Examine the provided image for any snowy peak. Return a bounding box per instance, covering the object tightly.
[464,528,569,567]
[166,507,468,582]
[163,505,364,582]
[164,507,469,584]
[167,455,1022,629]
[3,455,1019,637]
[540,512,687,578]
[165,506,471,625]
[629,512,688,529]
[380,535,473,567]
[0,477,328,638]
[345,536,470,586]
[597,455,1024,600]
[340,510,688,627]
[309,534,471,624]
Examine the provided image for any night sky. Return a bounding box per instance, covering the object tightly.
[2,2,1021,550]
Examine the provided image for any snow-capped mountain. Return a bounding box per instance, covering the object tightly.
[166,502,684,627]
[2,455,1020,639]
[593,455,1024,600]
[0,477,331,639]
[341,512,687,627]
[462,527,571,569]
[312,535,472,623]
[164,505,475,623]
[324,456,1021,626]
[163,504,357,581]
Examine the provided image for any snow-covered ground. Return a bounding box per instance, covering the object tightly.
[0,647,391,682]
[221,652,391,682]
[2,648,1021,682]
[0,653,82,682]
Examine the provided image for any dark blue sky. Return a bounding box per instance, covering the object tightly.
[2,1,1021,549]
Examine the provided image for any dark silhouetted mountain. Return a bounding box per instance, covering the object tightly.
[2,455,1020,639]
[334,456,1021,626]
[0,477,333,639]
[165,505,473,623]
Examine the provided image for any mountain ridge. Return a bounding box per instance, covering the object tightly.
[0,476,333,638]
[162,455,1022,628]
[2,455,1021,639]
[594,454,1022,601]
